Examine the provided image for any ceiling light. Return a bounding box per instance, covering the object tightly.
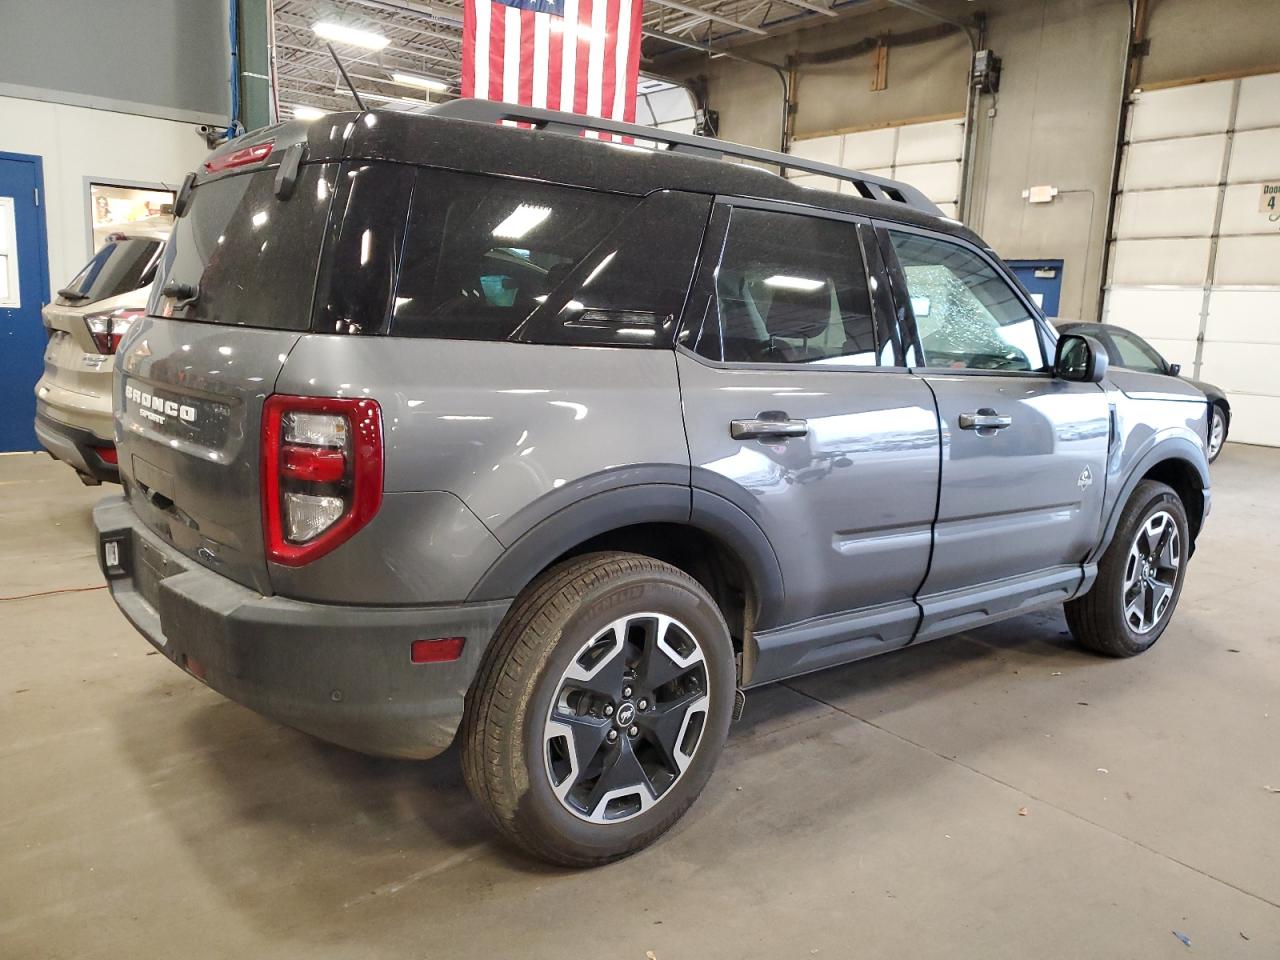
[765,275,824,291]
[313,21,389,50]
[292,105,326,120]
[391,72,448,92]
[492,204,553,240]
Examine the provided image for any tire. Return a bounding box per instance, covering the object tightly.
[461,551,736,867]
[1207,403,1228,463]
[1065,479,1189,657]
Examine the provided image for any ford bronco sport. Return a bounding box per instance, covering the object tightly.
[95,101,1211,867]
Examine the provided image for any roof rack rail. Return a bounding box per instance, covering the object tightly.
[428,99,943,218]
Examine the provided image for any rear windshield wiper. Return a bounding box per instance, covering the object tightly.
[57,288,91,302]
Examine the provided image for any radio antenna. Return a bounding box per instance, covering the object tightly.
[326,42,366,111]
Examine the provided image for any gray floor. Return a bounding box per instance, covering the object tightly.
[2,445,1277,959]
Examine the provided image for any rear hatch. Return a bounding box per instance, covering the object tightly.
[43,236,164,392]
[115,124,339,593]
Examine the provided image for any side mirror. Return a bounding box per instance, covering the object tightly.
[1168,362,1181,377]
[1054,333,1108,383]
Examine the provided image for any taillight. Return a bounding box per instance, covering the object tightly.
[84,308,144,354]
[262,395,383,566]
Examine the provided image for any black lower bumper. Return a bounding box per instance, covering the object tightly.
[94,496,511,759]
[35,409,119,484]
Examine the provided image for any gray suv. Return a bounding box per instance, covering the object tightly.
[94,101,1212,867]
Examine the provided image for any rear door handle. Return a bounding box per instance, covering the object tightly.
[730,412,809,440]
[958,408,1012,431]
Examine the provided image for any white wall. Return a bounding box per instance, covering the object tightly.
[0,96,210,292]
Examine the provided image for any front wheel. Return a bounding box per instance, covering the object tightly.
[461,552,736,867]
[1065,480,1189,657]
[1207,404,1227,463]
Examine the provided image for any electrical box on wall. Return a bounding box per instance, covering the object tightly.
[972,49,1001,94]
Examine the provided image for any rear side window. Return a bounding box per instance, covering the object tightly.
[58,236,163,306]
[694,207,884,366]
[150,163,337,330]
[391,171,637,342]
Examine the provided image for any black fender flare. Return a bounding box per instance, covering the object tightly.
[466,484,786,627]
[1090,438,1209,564]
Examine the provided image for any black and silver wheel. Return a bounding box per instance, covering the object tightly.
[1065,479,1189,657]
[1207,404,1227,463]
[462,552,735,866]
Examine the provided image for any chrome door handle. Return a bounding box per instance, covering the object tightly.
[958,409,1012,431]
[730,412,809,440]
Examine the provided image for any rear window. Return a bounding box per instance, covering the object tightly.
[150,163,337,330]
[58,236,163,306]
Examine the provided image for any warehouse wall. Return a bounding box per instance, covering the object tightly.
[0,0,230,124]
[0,97,209,293]
[664,0,1277,323]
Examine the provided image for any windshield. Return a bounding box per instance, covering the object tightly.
[57,236,163,305]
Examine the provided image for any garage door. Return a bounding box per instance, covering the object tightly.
[788,117,964,219]
[1103,72,1280,447]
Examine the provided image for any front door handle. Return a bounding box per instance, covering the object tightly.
[730,411,809,441]
[958,408,1012,431]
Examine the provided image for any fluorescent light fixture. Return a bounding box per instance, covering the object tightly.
[292,105,326,120]
[313,21,389,50]
[764,275,824,291]
[391,72,448,92]
[492,204,552,240]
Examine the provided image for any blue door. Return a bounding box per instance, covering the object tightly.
[1007,259,1064,318]
[0,153,50,452]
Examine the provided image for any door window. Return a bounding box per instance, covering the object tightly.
[887,230,1044,371]
[0,197,18,308]
[1107,328,1166,374]
[692,207,885,366]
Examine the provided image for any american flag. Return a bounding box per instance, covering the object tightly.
[461,0,644,126]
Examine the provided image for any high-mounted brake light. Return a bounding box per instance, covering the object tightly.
[262,395,383,566]
[84,307,144,354]
[204,141,274,174]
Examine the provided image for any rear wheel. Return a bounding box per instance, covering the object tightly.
[461,552,735,866]
[1065,480,1189,657]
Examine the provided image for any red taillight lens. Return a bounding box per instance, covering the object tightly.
[262,395,383,566]
[95,445,118,465]
[84,308,144,354]
[204,141,274,174]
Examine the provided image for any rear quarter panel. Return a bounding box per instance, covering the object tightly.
[273,337,690,599]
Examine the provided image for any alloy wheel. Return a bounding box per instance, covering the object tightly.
[1122,509,1181,635]
[1208,409,1225,460]
[543,613,710,824]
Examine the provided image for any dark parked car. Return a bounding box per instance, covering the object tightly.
[95,102,1211,866]
[1057,321,1230,462]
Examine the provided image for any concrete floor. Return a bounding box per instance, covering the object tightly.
[2,445,1277,959]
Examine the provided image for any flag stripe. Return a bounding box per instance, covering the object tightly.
[460,0,642,131]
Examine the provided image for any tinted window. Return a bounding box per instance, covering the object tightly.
[58,237,163,305]
[888,231,1044,371]
[1108,328,1165,374]
[696,207,881,365]
[392,171,635,342]
[150,163,337,330]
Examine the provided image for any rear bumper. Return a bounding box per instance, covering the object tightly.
[35,406,119,484]
[94,496,511,759]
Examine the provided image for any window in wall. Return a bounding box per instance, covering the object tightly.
[699,207,883,366]
[89,182,175,252]
[887,230,1044,372]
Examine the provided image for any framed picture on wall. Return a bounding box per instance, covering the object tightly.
[84,179,176,253]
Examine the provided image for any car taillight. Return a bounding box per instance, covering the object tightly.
[84,308,144,354]
[204,140,274,173]
[261,395,383,566]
